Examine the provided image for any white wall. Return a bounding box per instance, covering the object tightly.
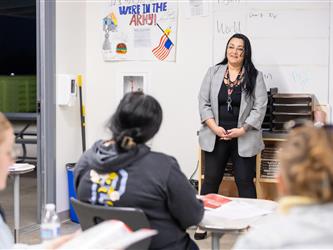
[329,1,333,122]
[55,1,86,212]
[84,2,213,179]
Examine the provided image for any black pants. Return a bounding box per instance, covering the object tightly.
[201,137,257,198]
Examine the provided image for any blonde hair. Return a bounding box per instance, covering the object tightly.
[0,113,12,144]
[278,125,333,202]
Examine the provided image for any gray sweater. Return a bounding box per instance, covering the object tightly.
[234,202,333,249]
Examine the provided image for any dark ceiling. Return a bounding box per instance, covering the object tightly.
[0,0,36,75]
[0,0,35,19]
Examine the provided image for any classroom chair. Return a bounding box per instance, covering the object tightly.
[70,197,152,250]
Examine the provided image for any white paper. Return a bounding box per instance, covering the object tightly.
[201,211,258,230]
[185,0,209,18]
[59,220,157,250]
[213,200,273,219]
[200,199,277,229]
[134,28,151,48]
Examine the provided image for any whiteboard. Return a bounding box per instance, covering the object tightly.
[212,0,330,103]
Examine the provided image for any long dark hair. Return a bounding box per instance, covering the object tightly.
[108,91,162,152]
[217,33,258,96]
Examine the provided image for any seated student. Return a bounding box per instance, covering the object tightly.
[74,92,204,250]
[0,113,74,249]
[234,122,333,249]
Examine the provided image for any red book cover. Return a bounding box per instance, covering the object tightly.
[201,194,232,209]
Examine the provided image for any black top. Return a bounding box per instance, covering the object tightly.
[74,141,204,250]
[218,81,242,130]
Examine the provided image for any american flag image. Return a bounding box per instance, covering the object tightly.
[152,34,173,61]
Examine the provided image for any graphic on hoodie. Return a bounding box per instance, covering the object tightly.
[89,169,128,206]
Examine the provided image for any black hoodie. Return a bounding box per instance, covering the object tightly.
[74,140,204,250]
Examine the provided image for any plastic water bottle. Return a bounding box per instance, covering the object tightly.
[40,203,60,241]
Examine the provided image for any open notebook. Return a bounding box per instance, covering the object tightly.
[59,220,157,250]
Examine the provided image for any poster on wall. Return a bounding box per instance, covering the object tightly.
[102,1,178,62]
[185,0,209,18]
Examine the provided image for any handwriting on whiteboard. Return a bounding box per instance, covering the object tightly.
[291,71,310,88]
[216,20,241,35]
[217,0,241,6]
[263,70,310,90]
[249,12,278,19]
[263,72,273,81]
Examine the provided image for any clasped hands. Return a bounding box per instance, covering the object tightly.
[214,126,245,140]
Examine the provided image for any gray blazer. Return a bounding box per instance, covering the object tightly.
[198,64,268,157]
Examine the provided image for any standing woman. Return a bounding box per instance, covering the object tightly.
[198,33,267,200]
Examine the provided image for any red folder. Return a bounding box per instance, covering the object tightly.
[202,194,232,209]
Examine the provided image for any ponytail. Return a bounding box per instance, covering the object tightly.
[107,92,162,151]
[113,128,142,152]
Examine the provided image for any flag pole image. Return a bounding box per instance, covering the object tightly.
[152,24,174,61]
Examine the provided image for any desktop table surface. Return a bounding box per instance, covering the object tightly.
[199,197,278,231]
[198,197,278,250]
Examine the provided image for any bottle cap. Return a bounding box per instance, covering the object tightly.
[45,203,56,210]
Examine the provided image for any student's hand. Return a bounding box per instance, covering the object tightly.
[44,231,81,249]
[224,128,246,139]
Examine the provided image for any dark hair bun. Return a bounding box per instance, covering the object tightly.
[108,92,162,151]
